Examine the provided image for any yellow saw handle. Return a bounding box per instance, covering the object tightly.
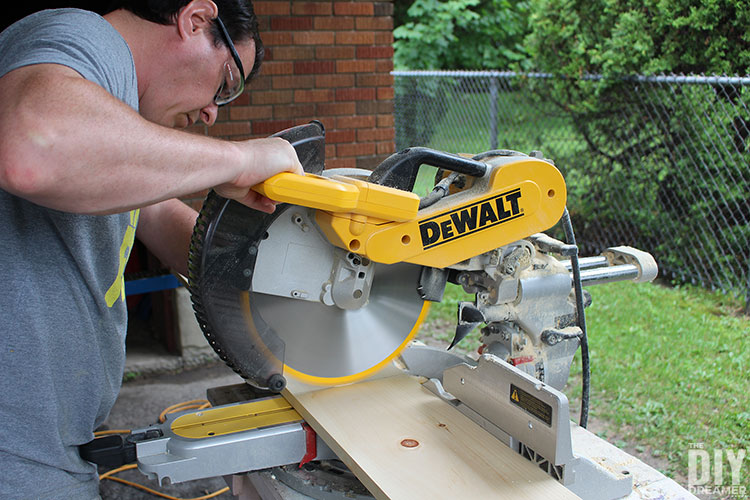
[253,172,420,222]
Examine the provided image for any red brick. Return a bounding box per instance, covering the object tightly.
[336,32,375,45]
[374,2,394,17]
[375,59,394,72]
[252,119,297,136]
[325,143,337,158]
[230,105,273,121]
[336,87,376,101]
[293,31,335,45]
[273,103,316,119]
[271,46,316,61]
[355,100,377,114]
[263,32,293,46]
[315,74,355,88]
[377,87,394,100]
[262,61,294,75]
[207,121,251,137]
[315,117,335,131]
[273,74,315,89]
[357,127,395,142]
[316,46,356,60]
[336,115,376,129]
[336,59,377,73]
[357,73,393,87]
[317,101,356,116]
[251,90,294,105]
[357,155,388,170]
[292,2,333,15]
[257,16,271,33]
[294,60,336,74]
[334,2,374,16]
[374,32,393,45]
[377,141,396,155]
[314,17,354,31]
[254,2,290,16]
[356,46,394,59]
[338,142,376,157]
[248,75,272,91]
[271,17,313,31]
[326,129,357,143]
[355,17,393,31]
[295,89,336,103]
[326,157,358,169]
[377,114,395,127]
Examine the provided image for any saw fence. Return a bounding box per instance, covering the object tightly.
[393,71,750,312]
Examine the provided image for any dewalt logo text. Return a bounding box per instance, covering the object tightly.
[419,189,523,249]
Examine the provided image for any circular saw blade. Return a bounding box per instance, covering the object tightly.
[189,168,429,390]
[252,242,429,385]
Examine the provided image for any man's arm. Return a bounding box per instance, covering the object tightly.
[135,199,197,277]
[0,64,301,215]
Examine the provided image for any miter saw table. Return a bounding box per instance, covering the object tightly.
[92,122,698,499]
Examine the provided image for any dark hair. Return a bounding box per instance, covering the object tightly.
[108,0,264,81]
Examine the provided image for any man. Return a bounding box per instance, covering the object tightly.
[0,1,303,498]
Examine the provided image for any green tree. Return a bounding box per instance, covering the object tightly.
[393,0,531,70]
[523,0,750,294]
[526,0,750,78]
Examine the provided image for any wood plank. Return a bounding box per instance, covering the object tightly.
[284,374,580,500]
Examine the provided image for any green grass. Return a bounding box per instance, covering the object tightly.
[419,90,587,162]
[582,281,749,486]
[417,280,749,488]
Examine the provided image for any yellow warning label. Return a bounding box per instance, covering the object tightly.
[509,383,553,427]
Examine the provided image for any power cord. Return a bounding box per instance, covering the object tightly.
[561,208,590,429]
[96,399,230,499]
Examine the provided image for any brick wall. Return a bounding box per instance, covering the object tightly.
[192,0,395,176]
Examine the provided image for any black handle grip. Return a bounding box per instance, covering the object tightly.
[271,120,326,176]
[369,147,488,191]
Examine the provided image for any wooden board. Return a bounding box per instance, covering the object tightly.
[284,374,580,500]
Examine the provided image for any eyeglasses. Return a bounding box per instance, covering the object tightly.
[214,16,246,106]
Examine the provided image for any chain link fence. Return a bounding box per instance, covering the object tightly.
[393,70,750,310]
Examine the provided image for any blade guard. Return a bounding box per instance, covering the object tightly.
[188,122,326,391]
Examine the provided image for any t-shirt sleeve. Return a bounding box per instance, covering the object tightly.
[0,8,138,109]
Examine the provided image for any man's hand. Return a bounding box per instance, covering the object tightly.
[215,137,304,213]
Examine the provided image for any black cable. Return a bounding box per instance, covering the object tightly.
[561,208,590,428]
[419,171,460,209]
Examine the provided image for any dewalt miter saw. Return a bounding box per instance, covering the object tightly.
[118,122,696,500]
[188,121,571,391]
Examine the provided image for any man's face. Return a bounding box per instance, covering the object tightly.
[138,27,255,129]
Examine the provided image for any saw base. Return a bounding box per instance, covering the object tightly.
[132,344,698,500]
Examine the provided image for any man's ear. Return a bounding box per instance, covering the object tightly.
[176,0,219,40]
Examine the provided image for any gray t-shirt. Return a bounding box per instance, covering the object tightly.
[0,9,139,500]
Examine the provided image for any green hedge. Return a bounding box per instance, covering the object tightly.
[523,0,750,293]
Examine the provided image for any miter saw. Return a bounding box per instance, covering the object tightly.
[105,122,695,499]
